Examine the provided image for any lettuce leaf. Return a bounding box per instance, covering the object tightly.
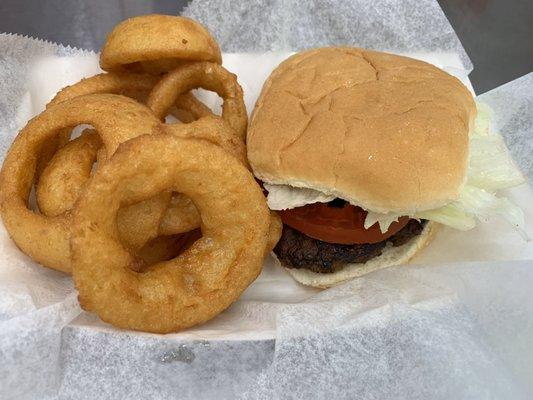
[368,102,527,237]
[264,183,335,210]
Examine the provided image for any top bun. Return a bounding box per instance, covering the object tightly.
[100,14,222,74]
[247,47,476,214]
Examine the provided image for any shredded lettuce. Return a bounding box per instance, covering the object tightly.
[364,211,402,232]
[264,183,335,210]
[417,203,476,231]
[468,132,525,191]
[367,102,527,237]
[467,102,525,191]
[473,102,492,137]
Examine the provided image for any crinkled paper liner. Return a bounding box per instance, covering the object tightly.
[1,1,533,398]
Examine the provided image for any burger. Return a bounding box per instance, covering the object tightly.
[247,47,526,288]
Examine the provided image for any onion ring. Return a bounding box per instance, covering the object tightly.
[35,133,70,183]
[37,67,248,248]
[38,12,218,178]
[47,71,210,122]
[36,15,227,245]
[166,115,248,167]
[34,71,162,188]
[41,74,177,250]
[49,72,159,106]
[100,15,222,73]
[158,193,201,236]
[147,62,248,140]
[35,72,228,248]
[0,94,163,272]
[172,91,213,123]
[119,115,249,247]
[36,129,101,217]
[35,112,248,250]
[35,126,174,250]
[2,91,251,273]
[71,134,270,333]
[36,72,212,215]
[136,229,201,265]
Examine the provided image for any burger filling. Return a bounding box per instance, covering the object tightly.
[272,198,427,273]
[275,220,427,273]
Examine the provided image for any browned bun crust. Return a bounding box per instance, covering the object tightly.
[100,14,222,73]
[247,47,476,214]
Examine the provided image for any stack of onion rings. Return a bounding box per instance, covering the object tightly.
[0,94,163,272]
[36,70,249,250]
[0,15,281,332]
[35,15,249,254]
[71,134,269,333]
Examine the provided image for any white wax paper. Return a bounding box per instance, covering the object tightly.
[183,0,473,72]
[242,260,533,399]
[477,73,533,181]
[1,4,532,399]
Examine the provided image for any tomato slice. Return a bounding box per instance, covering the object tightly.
[279,201,410,244]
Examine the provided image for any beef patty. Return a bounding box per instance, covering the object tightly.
[274,219,427,273]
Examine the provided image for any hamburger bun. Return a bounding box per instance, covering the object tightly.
[249,48,476,287]
[247,47,476,215]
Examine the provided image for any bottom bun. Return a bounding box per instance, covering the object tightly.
[277,221,438,289]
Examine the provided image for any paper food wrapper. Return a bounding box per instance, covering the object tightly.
[1,1,532,399]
